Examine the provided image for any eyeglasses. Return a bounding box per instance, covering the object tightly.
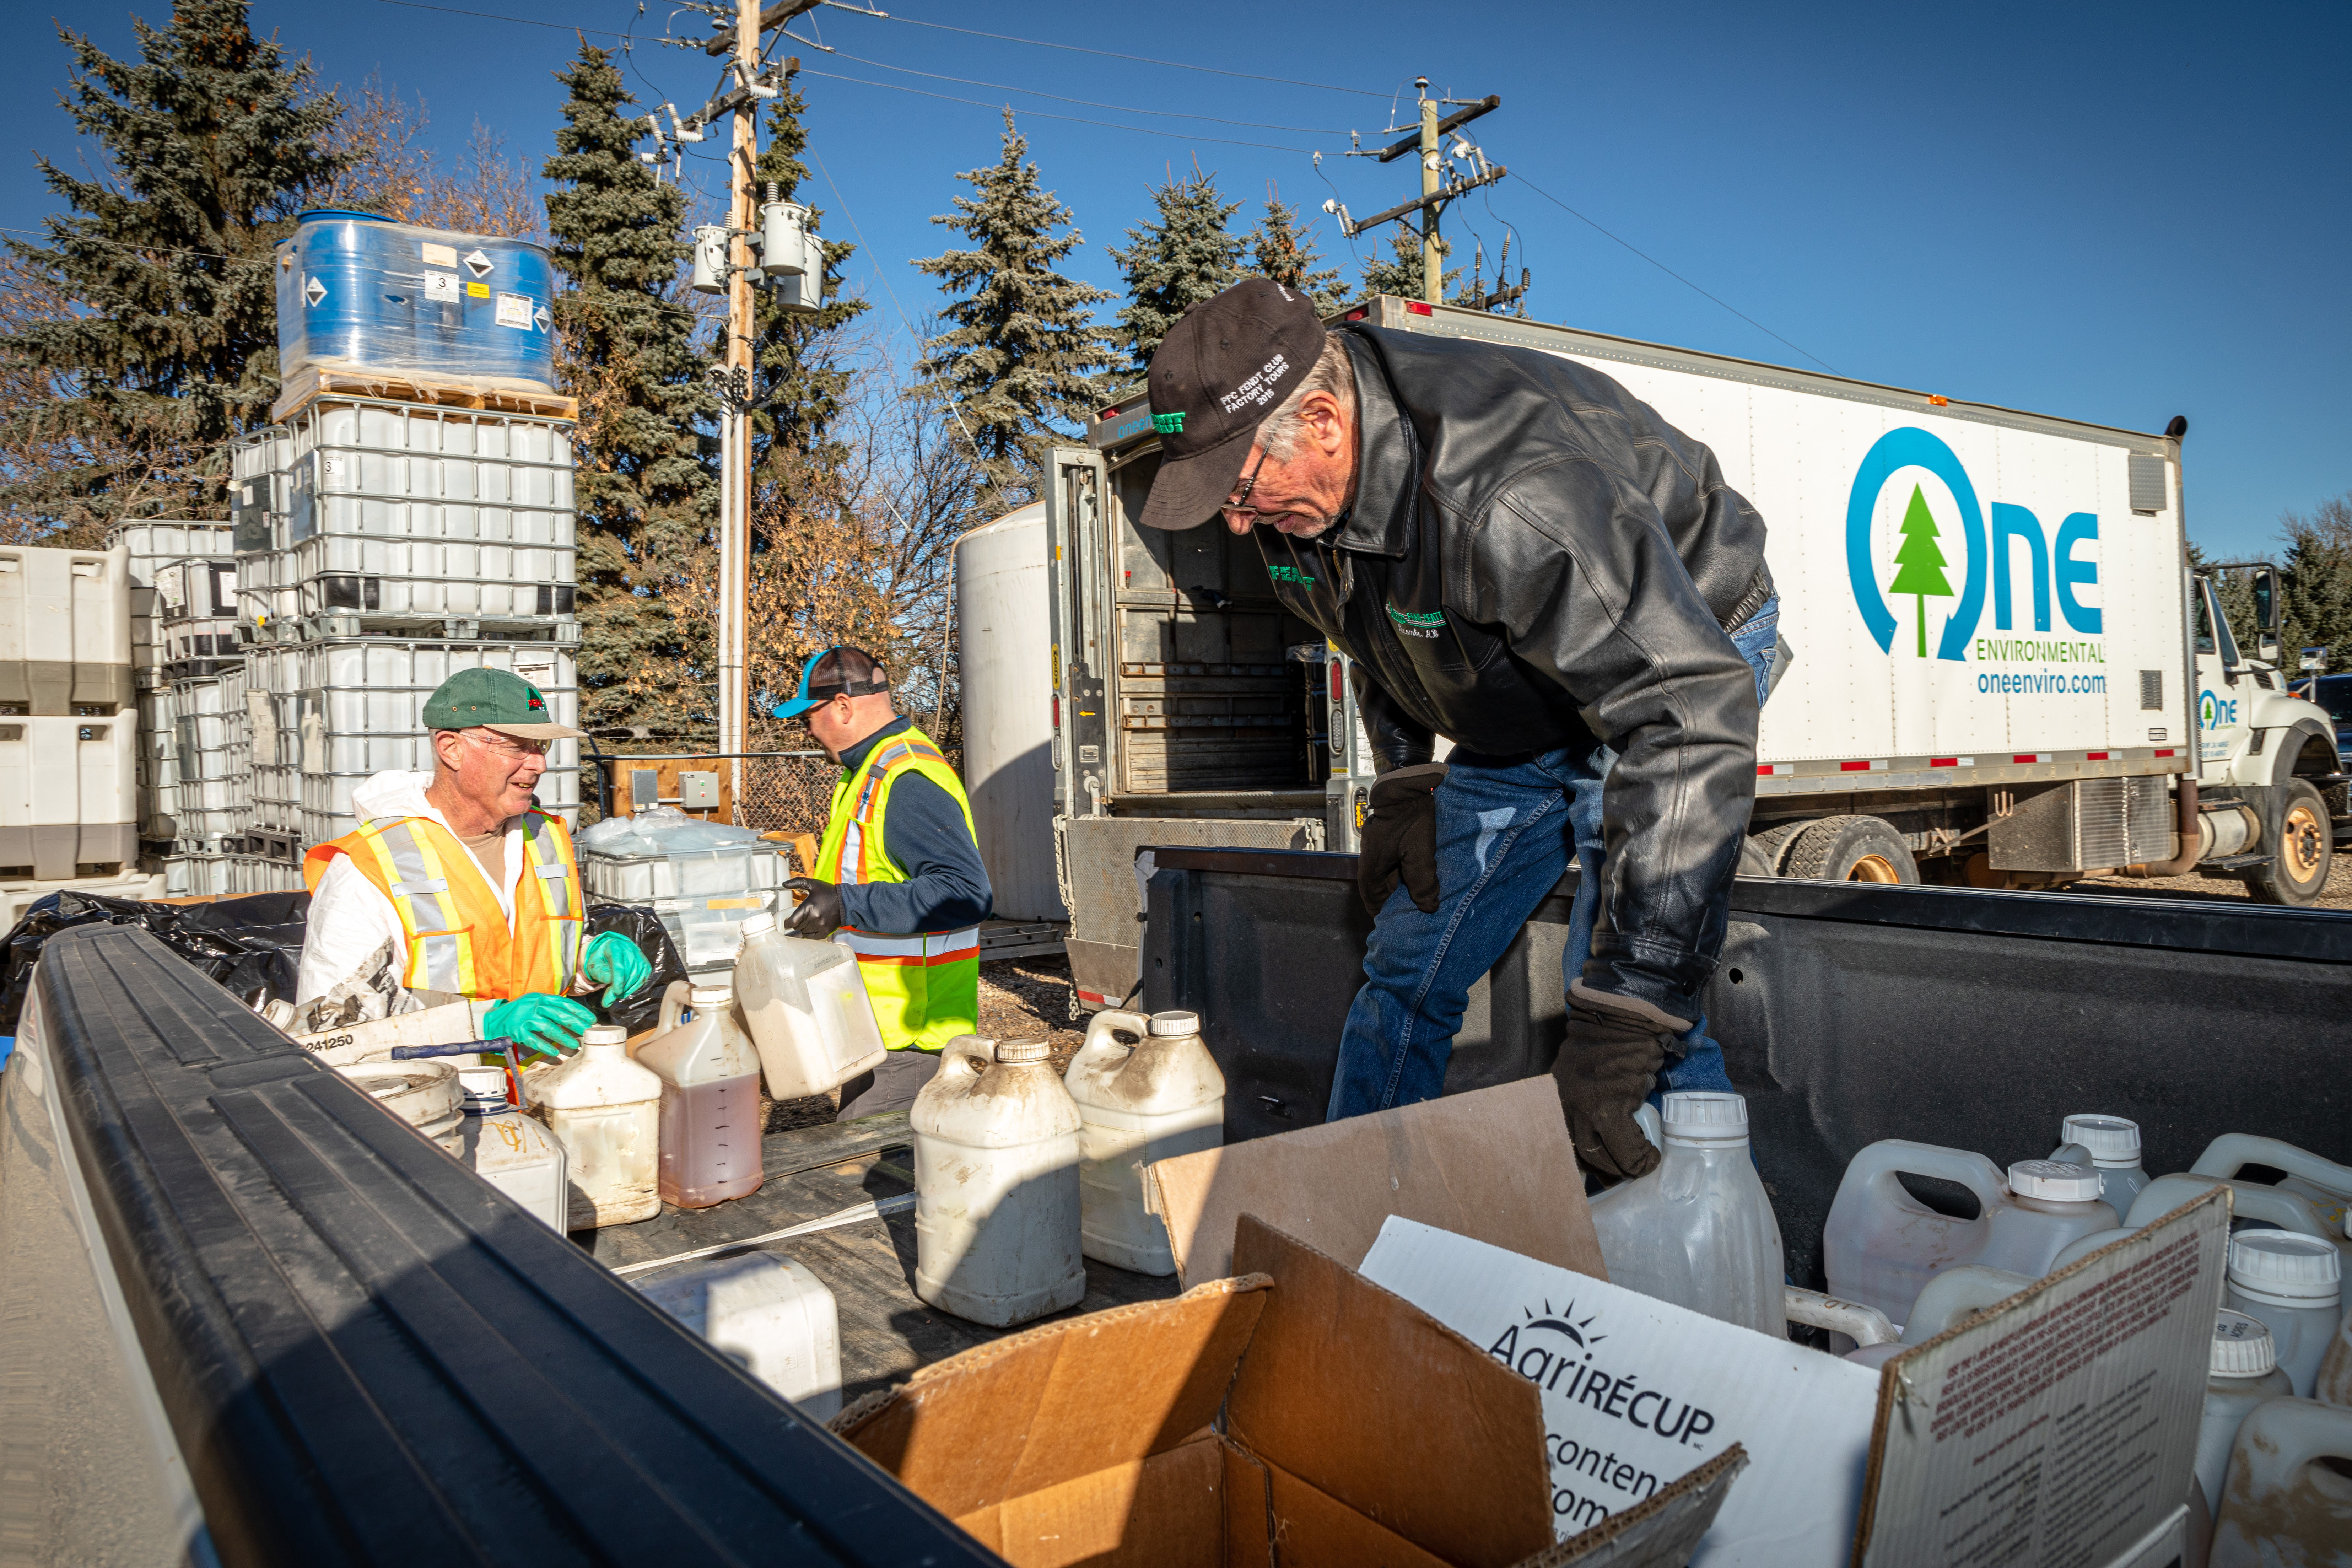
[466,730,548,760]
[1217,449,1271,522]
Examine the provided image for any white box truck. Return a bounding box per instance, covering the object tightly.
[1041,297,2341,1011]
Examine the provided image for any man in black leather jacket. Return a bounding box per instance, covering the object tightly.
[1135,279,1780,1179]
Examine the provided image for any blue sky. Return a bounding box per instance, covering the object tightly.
[4,0,2346,557]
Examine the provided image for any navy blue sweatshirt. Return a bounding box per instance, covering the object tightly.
[833,717,993,935]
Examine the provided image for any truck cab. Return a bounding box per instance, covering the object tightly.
[2190,566,2342,902]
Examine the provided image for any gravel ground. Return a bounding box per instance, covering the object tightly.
[2074,854,2352,911]
[759,955,1089,1133]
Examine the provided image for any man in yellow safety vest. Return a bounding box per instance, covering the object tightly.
[774,646,991,1120]
[295,668,652,1052]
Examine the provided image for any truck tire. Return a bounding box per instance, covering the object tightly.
[1781,815,1919,884]
[2245,778,2333,907]
[1740,820,1811,877]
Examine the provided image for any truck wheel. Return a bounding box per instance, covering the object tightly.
[2245,778,2333,907]
[1740,820,1811,877]
[1781,815,1919,884]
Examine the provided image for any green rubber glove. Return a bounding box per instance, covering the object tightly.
[483,993,598,1059]
[579,930,653,1007]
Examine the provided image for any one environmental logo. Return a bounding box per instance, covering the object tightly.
[1846,428,2103,662]
[1488,1299,1717,1532]
[2201,689,2237,730]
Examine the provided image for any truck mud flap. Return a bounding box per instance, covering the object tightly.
[0,923,996,1566]
[1139,848,2352,1294]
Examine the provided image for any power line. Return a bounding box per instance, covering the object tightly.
[1510,172,1836,375]
[802,69,1315,153]
[817,4,1392,101]
[821,48,1349,135]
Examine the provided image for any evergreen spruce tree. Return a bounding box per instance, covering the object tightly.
[915,109,1115,510]
[1358,221,1461,302]
[543,43,716,733]
[0,0,344,535]
[2278,496,2352,677]
[1109,163,1244,375]
[1247,184,1348,313]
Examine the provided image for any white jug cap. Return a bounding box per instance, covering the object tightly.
[2227,1230,2342,1302]
[582,1024,629,1047]
[2009,1160,2103,1201]
[1149,1011,1200,1036]
[994,1038,1052,1065]
[2211,1310,2278,1377]
[2059,1114,2142,1166]
[740,911,777,939]
[1661,1092,1749,1143]
[688,984,733,1006]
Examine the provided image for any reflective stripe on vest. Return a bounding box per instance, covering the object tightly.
[303,809,584,1001]
[814,727,980,1051]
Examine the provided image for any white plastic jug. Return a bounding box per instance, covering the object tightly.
[633,1252,842,1420]
[910,1035,1084,1327]
[451,1063,568,1232]
[1843,1265,2038,1370]
[1063,1008,1225,1276]
[1824,1142,2118,1328]
[1590,1092,1785,1336]
[732,911,888,1098]
[2052,1114,2150,1212]
[2210,1396,2352,1567]
[336,1060,464,1152]
[527,1024,662,1229]
[2126,1173,2346,1265]
[2198,1311,2295,1516]
[638,983,765,1209]
[2224,1230,2341,1398]
[2317,1277,2352,1410]
[2193,1135,2352,1236]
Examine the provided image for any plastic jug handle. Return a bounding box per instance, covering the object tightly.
[658,979,690,1035]
[2216,1395,2352,1530]
[2125,1171,2330,1238]
[1071,1009,1150,1077]
[931,1035,993,1089]
[2191,1133,2352,1197]
[1864,1141,2011,1217]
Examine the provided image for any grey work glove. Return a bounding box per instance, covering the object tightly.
[1553,1001,1673,1181]
[1356,762,1448,918]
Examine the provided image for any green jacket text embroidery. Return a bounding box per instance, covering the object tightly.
[1267,564,1317,588]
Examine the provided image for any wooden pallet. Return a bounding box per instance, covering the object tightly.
[271,363,578,424]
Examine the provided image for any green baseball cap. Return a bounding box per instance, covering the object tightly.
[422,668,584,741]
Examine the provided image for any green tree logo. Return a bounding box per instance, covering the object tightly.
[1888,485,1955,657]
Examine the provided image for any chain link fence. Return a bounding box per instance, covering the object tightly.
[581,744,964,838]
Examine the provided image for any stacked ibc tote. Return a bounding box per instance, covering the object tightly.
[237,210,580,894]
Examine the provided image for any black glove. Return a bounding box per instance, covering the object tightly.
[1553,1000,1673,1181]
[783,876,843,937]
[1356,762,1447,918]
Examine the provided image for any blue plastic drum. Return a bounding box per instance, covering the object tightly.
[276,210,557,389]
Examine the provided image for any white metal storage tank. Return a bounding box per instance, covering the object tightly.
[954,502,1063,922]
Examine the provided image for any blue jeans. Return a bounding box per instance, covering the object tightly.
[1329,600,1779,1119]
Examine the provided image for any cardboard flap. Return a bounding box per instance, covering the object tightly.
[1148,1077,1604,1288]
[835,1273,1272,1518]
[1526,1445,1748,1568]
[1226,1216,1552,1568]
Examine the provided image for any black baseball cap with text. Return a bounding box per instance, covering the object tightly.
[1137,277,1328,531]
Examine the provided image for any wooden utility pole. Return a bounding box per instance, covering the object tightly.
[719,0,760,800]
[1333,83,1506,307]
[1418,83,1442,305]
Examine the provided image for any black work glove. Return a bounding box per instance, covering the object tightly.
[783,876,843,938]
[1356,762,1448,918]
[1553,999,1674,1181]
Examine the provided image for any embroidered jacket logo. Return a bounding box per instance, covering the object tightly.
[1386,602,1445,640]
[1267,564,1316,588]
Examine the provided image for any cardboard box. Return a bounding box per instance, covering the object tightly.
[835,1214,1742,1568]
[1146,1077,1606,1288]
[1851,1188,2227,1567]
[1361,1216,1878,1567]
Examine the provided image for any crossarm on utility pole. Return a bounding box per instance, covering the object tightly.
[705,0,820,54]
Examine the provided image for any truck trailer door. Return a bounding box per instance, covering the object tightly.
[1045,447,1111,818]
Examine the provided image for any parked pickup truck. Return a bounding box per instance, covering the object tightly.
[7,866,2350,1557]
[1045,297,2342,1012]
